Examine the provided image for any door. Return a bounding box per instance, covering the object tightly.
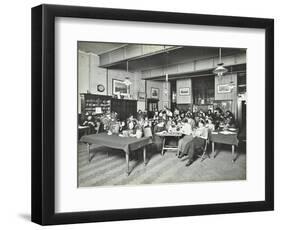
[147,98,159,118]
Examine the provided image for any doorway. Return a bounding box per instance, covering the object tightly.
[147,98,159,118]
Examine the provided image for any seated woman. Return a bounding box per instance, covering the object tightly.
[153,118,166,153]
[153,111,159,120]
[224,111,236,128]
[205,117,215,131]
[207,109,214,120]
[82,114,96,134]
[165,116,173,131]
[213,108,224,129]
[187,114,196,129]
[126,114,137,133]
[194,115,200,127]
[177,118,193,158]
[137,109,144,121]
[183,119,208,166]
[174,107,180,116]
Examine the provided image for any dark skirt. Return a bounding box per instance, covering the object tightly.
[153,125,166,152]
[178,135,194,153]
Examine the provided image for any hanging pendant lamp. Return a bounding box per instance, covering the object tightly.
[124,61,132,86]
[213,48,228,77]
[228,66,236,90]
[164,52,169,96]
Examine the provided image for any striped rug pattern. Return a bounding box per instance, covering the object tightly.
[78,143,246,187]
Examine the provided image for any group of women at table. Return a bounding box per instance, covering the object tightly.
[151,107,236,166]
[80,106,236,166]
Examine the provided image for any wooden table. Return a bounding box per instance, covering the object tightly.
[80,133,152,175]
[209,131,239,162]
[78,125,90,139]
[155,131,182,156]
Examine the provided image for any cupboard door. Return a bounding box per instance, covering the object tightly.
[111,99,137,121]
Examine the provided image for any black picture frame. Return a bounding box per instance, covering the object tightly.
[31,4,274,225]
[151,87,160,99]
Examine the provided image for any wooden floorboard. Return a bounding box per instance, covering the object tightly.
[77,142,246,187]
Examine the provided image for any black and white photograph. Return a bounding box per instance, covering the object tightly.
[77,42,247,187]
[29,2,274,226]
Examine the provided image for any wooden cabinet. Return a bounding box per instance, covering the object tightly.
[80,94,111,115]
[147,98,159,118]
[111,98,137,121]
[80,94,137,121]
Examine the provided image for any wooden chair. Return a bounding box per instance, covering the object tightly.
[198,129,211,162]
[95,122,101,134]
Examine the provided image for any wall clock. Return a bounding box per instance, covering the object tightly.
[97,84,105,92]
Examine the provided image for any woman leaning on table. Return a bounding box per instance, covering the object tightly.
[153,117,166,153]
[177,118,193,158]
[182,119,208,166]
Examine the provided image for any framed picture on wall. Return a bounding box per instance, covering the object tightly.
[138,92,146,101]
[32,4,273,226]
[179,87,190,96]
[151,87,159,99]
[218,84,231,93]
[112,79,130,96]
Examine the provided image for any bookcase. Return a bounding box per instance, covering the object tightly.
[80,93,137,121]
[81,94,111,115]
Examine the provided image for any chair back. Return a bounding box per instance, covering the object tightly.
[95,122,101,134]
[144,127,153,137]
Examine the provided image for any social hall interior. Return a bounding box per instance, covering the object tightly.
[78,42,247,187]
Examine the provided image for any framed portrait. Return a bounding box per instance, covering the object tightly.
[151,87,159,99]
[112,79,130,96]
[179,87,190,96]
[217,84,231,93]
[32,4,274,225]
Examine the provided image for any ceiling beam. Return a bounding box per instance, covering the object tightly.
[141,52,246,79]
[99,44,182,68]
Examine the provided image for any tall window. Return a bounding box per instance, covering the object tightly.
[192,76,215,105]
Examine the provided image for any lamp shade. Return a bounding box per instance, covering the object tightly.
[213,63,228,77]
[124,77,132,86]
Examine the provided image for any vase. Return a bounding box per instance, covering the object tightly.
[107,130,112,135]
[136,129,143,139]
[111,124,120,134]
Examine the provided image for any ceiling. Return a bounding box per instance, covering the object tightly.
[78,42,126,55]
[105,46,246,71]
[78,42,246,74]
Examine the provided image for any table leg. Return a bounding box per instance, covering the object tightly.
[212,142,215,158]
[87,143,91,162]
[161,137,166,156]
[143,146,147,166]
[176,137,179,156]
[232,145,235,163]
[126,151,130,176]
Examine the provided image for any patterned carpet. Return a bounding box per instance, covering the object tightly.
[78,143,246,187]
